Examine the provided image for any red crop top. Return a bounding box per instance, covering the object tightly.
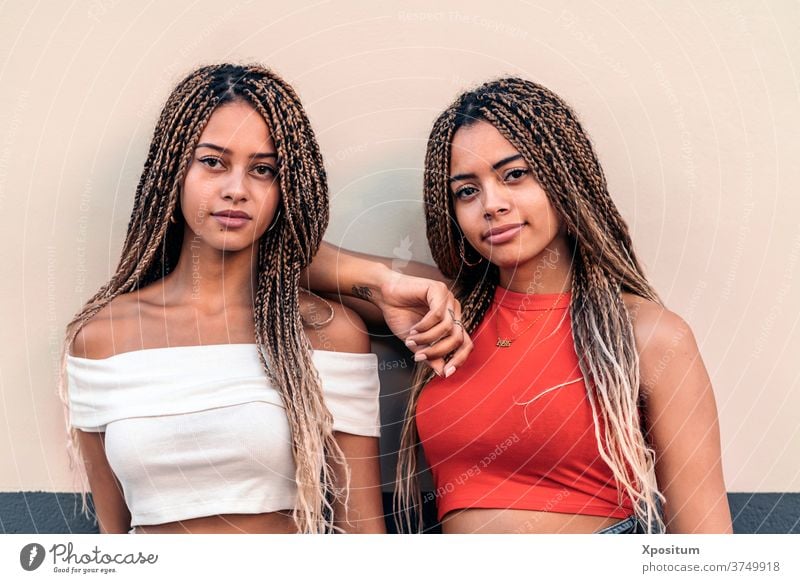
[416,286,633,521]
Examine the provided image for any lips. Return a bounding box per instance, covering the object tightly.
[212,209,251,219]
[211,209,251,229]
[482,222,526,244]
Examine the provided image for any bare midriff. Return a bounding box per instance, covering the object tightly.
[441,508,622,534]
[132,511,297,534]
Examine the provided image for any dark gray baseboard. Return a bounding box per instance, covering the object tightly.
[728,493,800,534]
[1,492,98,534]
[1,492,797,534]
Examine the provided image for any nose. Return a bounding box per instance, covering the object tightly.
[482,181,511,220]
[221,167,250,204]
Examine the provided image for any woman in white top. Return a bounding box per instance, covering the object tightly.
[62,64,470,534]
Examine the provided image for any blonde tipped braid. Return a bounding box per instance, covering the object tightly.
[396,78,665,533]
[61,64,346,533]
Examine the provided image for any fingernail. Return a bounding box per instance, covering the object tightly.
[405,339,417,348]
[409,329,419,336]
[444,365,456,378]
[414,353,427,362]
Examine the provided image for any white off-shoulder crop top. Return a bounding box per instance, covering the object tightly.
[66,344,381,527]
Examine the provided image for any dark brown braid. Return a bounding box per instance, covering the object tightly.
[60,63,344,533]
[396,78,665,533]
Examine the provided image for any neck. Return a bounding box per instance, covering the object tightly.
[163,231,258,311]
[498,239,573,294]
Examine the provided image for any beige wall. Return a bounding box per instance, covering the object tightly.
[1,0,798,492]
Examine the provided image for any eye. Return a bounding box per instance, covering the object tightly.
[199,156,224,169]
[252,164,276,178]
[454,185,479,200]
[504,167,529,181]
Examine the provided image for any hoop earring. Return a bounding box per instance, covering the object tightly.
[266,209,282,233]
[458,236,483,267]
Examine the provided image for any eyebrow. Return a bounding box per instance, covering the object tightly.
[448,154,524,183]
[195,142,278,159]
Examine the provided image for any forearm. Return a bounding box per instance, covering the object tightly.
[302,241,447,299]
[302,242,448,327]
[301,242,468,372]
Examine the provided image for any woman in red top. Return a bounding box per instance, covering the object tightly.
[395,78,732,534]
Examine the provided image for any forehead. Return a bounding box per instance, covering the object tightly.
[449,120,520,171]
[198,100,273,149]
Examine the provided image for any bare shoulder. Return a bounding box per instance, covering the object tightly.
[622,293,700,389]
[69,288,157,360]
[623,294,695,353]
[302,292,370,354]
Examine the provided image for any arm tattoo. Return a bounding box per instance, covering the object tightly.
[351,285,374,301]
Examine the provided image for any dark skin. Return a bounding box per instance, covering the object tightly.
[73,288,384,534]
[434,121,732,533]
[71,101,386,533]
[324,126,731,533]
[301,242,472,377]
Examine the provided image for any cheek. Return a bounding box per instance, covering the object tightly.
[454,202,480,237]
[181,196,211,226]
[528,193,560,233]
[543,204,561,235]
[252,185,282,233]
[180,172,215,221]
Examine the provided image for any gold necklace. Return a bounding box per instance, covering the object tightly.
[494,293,568,348]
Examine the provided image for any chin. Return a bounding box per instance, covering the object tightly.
[482,249,528,267]
[218,240,258,253]
[491,251,550,273]
[490,259,526,272]
[200,233,259,253]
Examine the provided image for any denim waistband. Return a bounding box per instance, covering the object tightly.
[595,515,641,534]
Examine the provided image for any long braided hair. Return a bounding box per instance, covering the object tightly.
[59,63,345,533]
[396,78,665,533]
